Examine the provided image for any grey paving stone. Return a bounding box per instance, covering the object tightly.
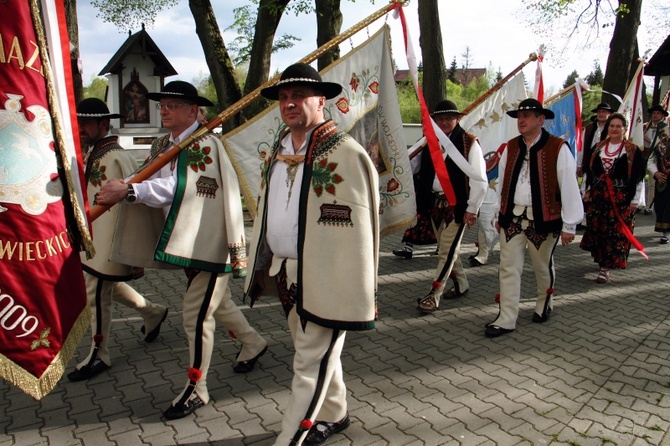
[2,216,670,444]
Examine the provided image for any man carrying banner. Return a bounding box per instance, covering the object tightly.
[415,100,487,313]
[96,81,267,419]
[245,63,379,445]
[486,99,583,338]
[67,98,168,382]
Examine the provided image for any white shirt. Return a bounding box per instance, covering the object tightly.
[130,120,200,216]
[495,132,583,234]
[265,129,313,260]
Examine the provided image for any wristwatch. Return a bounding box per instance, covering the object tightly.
[125,184,137,202]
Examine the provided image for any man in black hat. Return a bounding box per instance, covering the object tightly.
[643,104,669,215]
[486,98,583,338]
[67,98,168,382]
[414,100,487,314]
[578,102,613,178]
[245,62,379,445]
[97,81,268,419]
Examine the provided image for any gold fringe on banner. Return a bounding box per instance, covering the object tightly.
[0,307,91,400]
[31,0,95,257]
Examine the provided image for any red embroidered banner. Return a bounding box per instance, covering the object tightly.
[0,0,88,399]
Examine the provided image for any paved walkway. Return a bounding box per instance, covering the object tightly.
[2,213,669,445]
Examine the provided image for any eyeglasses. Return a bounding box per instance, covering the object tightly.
[155,102,192,111]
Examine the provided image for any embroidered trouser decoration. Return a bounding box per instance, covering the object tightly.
[503,216,549,250]
[275,260,298,318]
[289,329,341,446]
[86,278,106,368]
[430,196,455,229]
[174,270,217,408]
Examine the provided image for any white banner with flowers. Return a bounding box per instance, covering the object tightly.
[221,25,415,237]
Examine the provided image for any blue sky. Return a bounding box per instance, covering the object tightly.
[77,0,664,97]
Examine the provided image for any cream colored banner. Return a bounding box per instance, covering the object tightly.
[221,26,415,237]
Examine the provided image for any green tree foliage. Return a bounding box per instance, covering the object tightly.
[83,77,108,100]
[563,70,579,89]
[193,72,218,108]
[225,4,300,65]
[90,0,179,31]
[396,81,421,124]
[585,60,604,86]
[447,57,458,84]
[396,74,491,123]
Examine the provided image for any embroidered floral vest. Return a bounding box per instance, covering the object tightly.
[499,130,565,233]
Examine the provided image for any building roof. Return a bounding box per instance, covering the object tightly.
[646,34,670,77]
[98,25,177,77]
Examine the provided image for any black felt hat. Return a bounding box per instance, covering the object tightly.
[431,100,464,116]
[648,104,669,117]
[591,102,614,113]
[145,81,213,106]
[260,63,343,100]
[506,98,555,119]
[76,98,122,119]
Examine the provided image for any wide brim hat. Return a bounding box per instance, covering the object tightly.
[260,62,342,100]
[591,102,614,113]
[648,104,669,117]
[76,98,122,119]
[145,80,213,107]
[431,100,464,116]
[506,98,555,119]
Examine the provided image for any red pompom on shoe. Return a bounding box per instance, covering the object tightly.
[300,419,313,430]
[431,281,441,291]
[187,368,202,382]
[93,334,104,344]
[546,288,555,295]
[495,294,500,303]
[228,330,237,340]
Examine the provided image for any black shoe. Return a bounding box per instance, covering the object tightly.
[304,414,351,445]
[576,223,586,231]
[233,345,267,373]
[485,325,514,338]
[442,286,469,300]
[469,258,484,267]
[392,247,413,259]
[532,307,552,323]
[163,395,204,420]
[661,236,669,245]
[141,308,168,343]
[67,359,110,382]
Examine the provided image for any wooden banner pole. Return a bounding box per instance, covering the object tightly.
[90,0,404,221]
[408,52,538,160]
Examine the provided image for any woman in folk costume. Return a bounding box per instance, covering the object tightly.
[580,113,647,283]
[648,128,670,244]
[68,98,168,382]
[245,63,379,445]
